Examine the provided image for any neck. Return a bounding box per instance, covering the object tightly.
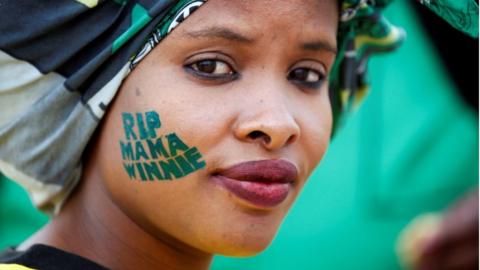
[20,161,212,270]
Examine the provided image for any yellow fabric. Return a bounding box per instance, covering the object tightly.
[75,0,99,8]
[0,264,35,270]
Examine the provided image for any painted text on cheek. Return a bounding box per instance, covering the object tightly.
[119,111,206,181]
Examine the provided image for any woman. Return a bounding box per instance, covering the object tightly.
[0,0,403,269]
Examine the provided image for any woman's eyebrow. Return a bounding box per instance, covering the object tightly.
[301,40,337,55]
[183,26,336,55]
[183,26,255,43]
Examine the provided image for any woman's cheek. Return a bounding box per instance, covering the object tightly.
[115,110,207,182]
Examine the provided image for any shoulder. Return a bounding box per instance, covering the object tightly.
[0,245,108,270]
[0,264,35,270]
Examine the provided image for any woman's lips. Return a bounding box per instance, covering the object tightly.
[212,159,298,209]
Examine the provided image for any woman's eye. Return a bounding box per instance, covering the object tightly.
[288,68,324,85]
[188,59,235,76]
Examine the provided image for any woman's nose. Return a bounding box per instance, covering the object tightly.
[233,98,300,151]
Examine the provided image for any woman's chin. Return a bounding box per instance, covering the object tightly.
[212,234,274,257]
[204,226,276,257]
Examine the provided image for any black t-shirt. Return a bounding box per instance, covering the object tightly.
[0,244,108,270]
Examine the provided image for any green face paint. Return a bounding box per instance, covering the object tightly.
[119,111,206,181]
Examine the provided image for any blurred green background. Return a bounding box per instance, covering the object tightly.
[1,1,477,269]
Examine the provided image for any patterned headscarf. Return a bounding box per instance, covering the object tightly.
[331,0,406,131]
[0,0,475,214]
[418,0,479,38]
[0,0,210,214]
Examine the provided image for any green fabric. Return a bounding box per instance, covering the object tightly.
[419,0,479,38]
[331,0,406,132]
[112,4,152,53]
[0,174,48,247]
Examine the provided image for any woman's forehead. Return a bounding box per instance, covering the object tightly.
[205,0,338,15]
[173,0,338,47]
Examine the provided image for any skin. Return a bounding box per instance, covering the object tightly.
[418,189,479,270]
[21,0,338,269]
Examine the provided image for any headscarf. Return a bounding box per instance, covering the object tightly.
[0,0,475,214]
[418,0,479,38]
[0,0,209,214]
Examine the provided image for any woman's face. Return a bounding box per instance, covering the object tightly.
[95,0,337,256]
